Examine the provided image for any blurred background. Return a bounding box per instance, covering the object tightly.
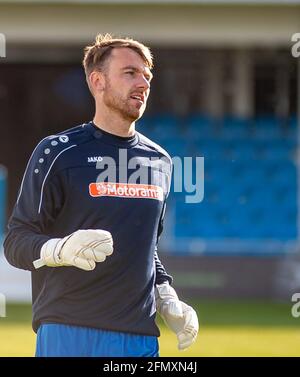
[0,0,300,356]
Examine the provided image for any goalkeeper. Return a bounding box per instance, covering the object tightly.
[3,34,198,357]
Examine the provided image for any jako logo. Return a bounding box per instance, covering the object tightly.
[291,33,300,58]
[88,156,103,163]
[0,33,6,58]
[291,293,300,318]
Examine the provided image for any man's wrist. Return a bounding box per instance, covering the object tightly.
[33,238,62,269]
[156,281,178,300]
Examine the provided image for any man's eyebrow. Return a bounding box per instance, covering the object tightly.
[122,65,153,79]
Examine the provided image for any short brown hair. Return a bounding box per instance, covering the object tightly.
[83,33,153,93]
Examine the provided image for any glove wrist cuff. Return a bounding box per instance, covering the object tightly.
[155,281,180,314]
[40,238,62,267]
[156,281,179,301]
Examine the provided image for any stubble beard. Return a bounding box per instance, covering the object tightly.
[103,79,145,122]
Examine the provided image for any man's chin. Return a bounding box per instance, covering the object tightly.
[124,108,144,122]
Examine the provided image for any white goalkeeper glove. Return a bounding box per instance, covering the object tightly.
[33,229,113,271]
[155,281,199,350]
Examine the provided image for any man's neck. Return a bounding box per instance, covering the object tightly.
[93,108,135,138]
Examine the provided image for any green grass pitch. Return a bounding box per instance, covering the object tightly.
[0,299,299,356]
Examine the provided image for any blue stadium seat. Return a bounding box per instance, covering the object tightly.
[220,116,252,140]
[184,113,215,140]
[163,138,190,157]
[251,115,282,140]
[259,141,294,160]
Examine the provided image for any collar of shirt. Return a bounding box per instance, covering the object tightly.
[85,121,139,148]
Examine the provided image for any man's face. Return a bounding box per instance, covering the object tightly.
[101,48,152,122]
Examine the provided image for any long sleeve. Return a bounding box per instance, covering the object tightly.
[154,200,173,285]
[3,138,67,271]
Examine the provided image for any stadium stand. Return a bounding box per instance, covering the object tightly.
[138,114,297,254]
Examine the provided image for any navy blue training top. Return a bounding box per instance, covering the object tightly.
[4,121,173,336]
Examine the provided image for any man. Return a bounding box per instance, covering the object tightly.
[4,34,198,357]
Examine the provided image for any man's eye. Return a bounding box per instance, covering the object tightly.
[125,71,134,75]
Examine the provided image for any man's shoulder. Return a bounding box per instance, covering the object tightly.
[34,123,92,153]
[28,123,93,170]
[137,131,172,164]
[46,123,91,145]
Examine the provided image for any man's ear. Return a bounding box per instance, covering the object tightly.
[89,71,105,94]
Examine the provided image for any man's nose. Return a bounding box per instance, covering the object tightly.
[137,76,150,91]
